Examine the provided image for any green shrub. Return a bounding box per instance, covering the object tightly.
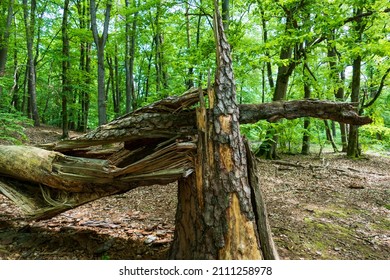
[0,111,33,144]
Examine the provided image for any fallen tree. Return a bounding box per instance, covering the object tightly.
[0,91,370,222]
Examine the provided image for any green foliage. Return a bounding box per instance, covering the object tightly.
[0,0,388,154]
[0,111,32,144]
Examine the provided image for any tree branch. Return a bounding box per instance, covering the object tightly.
[362,66,390,109]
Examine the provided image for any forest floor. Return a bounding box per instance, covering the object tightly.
[0,125,389,260]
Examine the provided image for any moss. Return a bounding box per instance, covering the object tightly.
[370,218,390,231]
[313,205,365,219]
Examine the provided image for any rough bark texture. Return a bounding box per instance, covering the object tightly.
[239,100,370,125]
[170,4,272,260]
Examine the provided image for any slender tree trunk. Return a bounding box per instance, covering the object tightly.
[221,0,229,32]
[10,25,20,111]
[258,10,296,159]
[114,46,121,117]
[23,0,40,126]
[324,120,338,152]
[338,70,348,151]
[125,0,138,113]
[130,6,137,110]
[347,8,364,158]
[154,4,161,93]
[347,55,361,157]
[125,0,131,112]
[107,56,116,116]
[144,40,154,101]
[90,0,111,126]
[0,0,14,99]
[185,3,194,89]
[259,4,274,91]
[327,36,348,152]
[301,75,311,155]
[61,0,70,139]
[77,0,91,132]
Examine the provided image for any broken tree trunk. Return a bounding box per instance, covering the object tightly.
[0,138,196,219]
[169,5,278,259]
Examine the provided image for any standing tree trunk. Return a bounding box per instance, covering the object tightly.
[10,37,20,111]
[90,0,111,126]
[301,73,311,155]
[338,70,348,151]
[0,0,14,100]
[324,120,338,152]
[327,35,348,152]
[347,55,361,157]
[107,48,121,118]
[114,47,121,118]
[77,0,91,132]
[185,2,194,89]
[221,0,229,32]
[257,8,298,159]
[22,0,40,126]
[347,8,364,158]
[125,0,138,113]
[61,0,70,139]
[169,2,278,260]
[259,3,274,92]
[153,2,168,94]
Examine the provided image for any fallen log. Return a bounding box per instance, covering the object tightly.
[0,90,372,219]
[41,97,371,153]
[239,99,371,125]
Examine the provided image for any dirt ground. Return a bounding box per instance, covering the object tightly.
[0,125,389,260]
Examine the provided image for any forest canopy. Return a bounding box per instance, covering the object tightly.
[0,0,389,155]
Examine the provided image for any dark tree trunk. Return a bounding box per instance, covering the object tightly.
[324,120,338,152]
[0,0,14,99]
[327,36,348,152]
[259,4,274,91]
[301,81,311,155]
[76,0,90,132]
[90,0,111,126]
[221,0,229,31]
[125,0,138,113]
[347,8,364,158]
[185,3,194,89]
[258,9,297,159]
[23,0,40,126]
[10,31,20,111]
[61,0,70,139]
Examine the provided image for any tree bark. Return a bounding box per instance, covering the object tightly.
[347,8,364,158]
[61,0,70,139]
[0,0,14,84]
[259,4,274,91]
[23,0,40,126]
[301,81,311,155]
[125,0,138,113]
[76,0,91,132]
[90,0,111,126]
[170,2,270,259]
[259,8,297,159]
